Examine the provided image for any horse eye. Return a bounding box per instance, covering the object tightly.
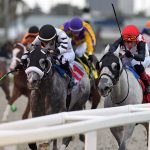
[111,62,118,70]
[26,58,30,67]
[39,58,46,69]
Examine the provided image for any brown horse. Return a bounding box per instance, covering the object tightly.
[0,60,10,101]
[2,43,31,121]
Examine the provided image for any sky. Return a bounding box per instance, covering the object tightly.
[22,0,86,13]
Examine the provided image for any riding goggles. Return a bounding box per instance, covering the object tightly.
[122,35,137,42]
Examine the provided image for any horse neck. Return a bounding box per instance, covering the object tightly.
[110,69,128,104]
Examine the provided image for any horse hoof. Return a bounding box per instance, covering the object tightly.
[22,114,28,120]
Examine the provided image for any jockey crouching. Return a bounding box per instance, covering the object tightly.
[110,24,150,102]
[32,24,75,87]
[60,17,96,78]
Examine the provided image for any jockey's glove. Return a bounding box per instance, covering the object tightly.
[15,63,23,70]
[48,48,60,55]
[55,48,60,55]
[125,50,134,58]
[88,54,93,62]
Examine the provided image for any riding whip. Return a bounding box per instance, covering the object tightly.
[0,70,16,81]
[111,3,127,52]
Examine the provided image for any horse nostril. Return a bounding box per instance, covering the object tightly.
[32,79,37,84]
[104,86,109,91]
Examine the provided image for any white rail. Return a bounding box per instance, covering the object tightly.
[1,103,150,150]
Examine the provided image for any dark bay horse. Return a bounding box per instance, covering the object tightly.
[0,60,10,101]
[25,46,90,150]
[0,41,14,103]
[2,43,31,121]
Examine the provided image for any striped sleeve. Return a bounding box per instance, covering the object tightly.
[57,29,69,54]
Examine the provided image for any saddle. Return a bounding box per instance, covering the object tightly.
[75,54,98,79]
[53,62,85,84]
[127,66,150,103]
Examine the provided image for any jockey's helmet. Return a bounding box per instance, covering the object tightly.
[69,17,83,32]
[122,24,139,42]
[39,24,56,42]
[21,26,39,44]
[145,20,150,29]
[28,26,39,33]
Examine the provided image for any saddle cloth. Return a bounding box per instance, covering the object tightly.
[70,61,85,82]
[53,61,85,83]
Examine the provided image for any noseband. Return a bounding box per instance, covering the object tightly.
[98,52,129,104]
[98,52,123,85]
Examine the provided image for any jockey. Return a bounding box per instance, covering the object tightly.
[110,24,150,96]
[142,20,150,52]
[14,26,39,70]
[32,24,75,85]
[21,25,39,50]
[60,17,96,75]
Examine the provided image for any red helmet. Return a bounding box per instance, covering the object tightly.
[122,25,139,42]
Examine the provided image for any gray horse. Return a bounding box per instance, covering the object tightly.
[25,46,90,150]
[96,45,145,150]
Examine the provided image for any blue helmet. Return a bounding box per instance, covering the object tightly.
[69,17,83,32]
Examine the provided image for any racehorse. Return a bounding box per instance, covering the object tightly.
[2,43,31,121]
[25,46,90,150]
[96,45,146,150]
[76,54,101,109]
[0,41,14,103]
[0,60,10,101]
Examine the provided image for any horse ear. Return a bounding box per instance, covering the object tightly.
[104,44,110,54]
[113,46,120,57]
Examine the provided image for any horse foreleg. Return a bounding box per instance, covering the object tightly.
[1,83,10,101]
[2,89,21,122]
[90,89,101,109]
[52,139,58,150]
[9,87,21,105]
[22,98,30,119]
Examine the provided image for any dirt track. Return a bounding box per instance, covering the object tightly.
[0,83,148,150]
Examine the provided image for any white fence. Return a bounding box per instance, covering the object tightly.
[1,103,150,150]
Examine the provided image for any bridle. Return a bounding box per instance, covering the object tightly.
[98,52,129,104]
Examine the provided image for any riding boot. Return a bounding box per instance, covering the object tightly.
[61,62,75,88]
[140,72,150,94]
[134,64,150,103]
[80,55,92,77]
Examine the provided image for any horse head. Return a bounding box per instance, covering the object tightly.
[97,45,123,97]
[25,46,52,89]
[10,43,26,71]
